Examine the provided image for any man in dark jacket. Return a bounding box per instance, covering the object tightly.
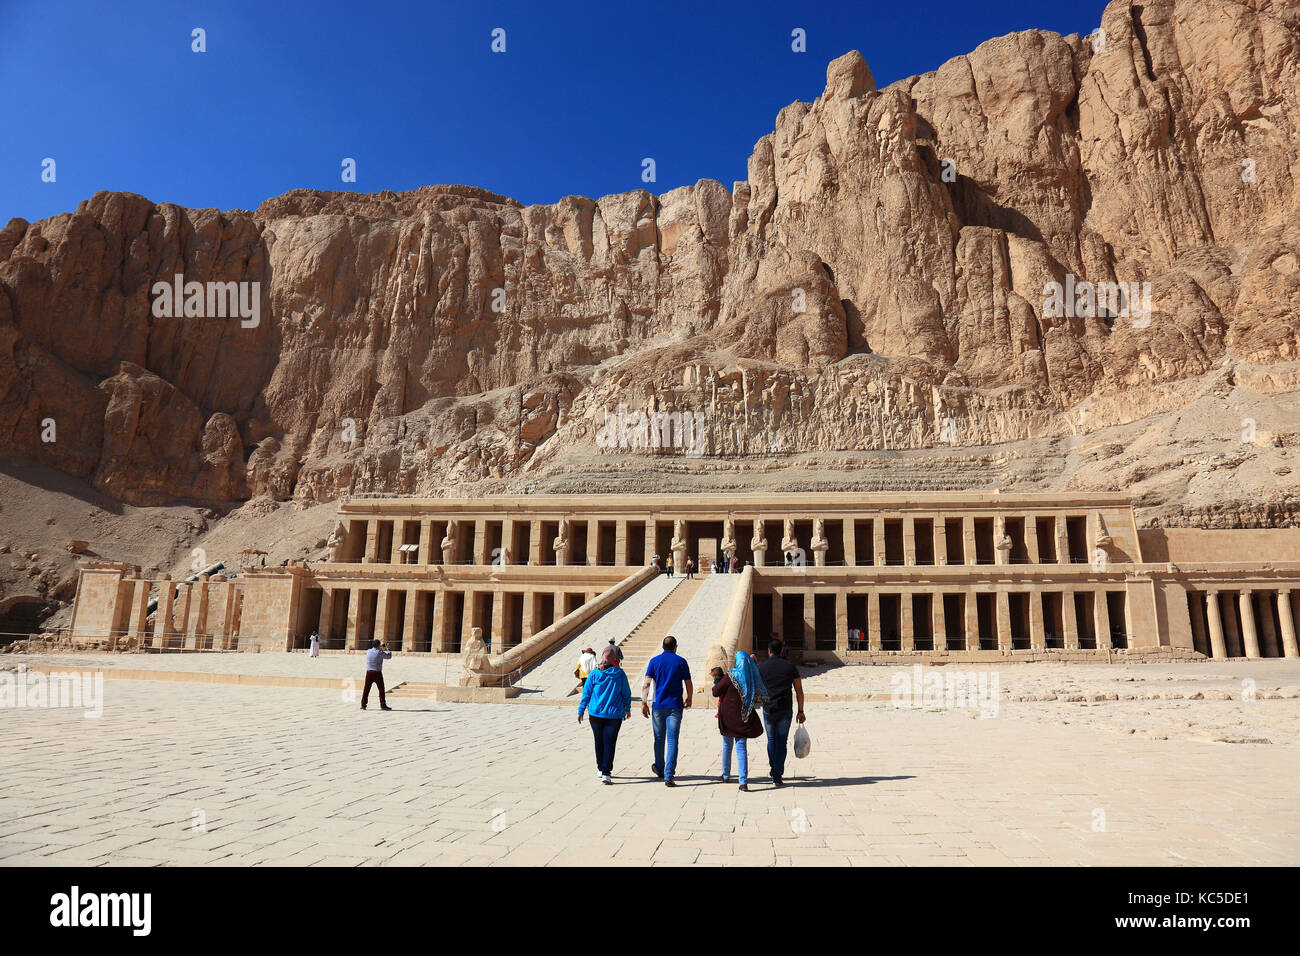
[757,639,805,785]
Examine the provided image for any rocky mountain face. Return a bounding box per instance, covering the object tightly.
[2,0,1298,523]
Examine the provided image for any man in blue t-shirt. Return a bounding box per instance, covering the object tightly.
[641,636,693,787]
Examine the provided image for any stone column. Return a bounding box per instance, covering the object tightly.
[843,518,857,568]
[1188,591,1209,655]
[1055,517,1069,565]
[1205,590,1227,659]
[431,591,449,652]
[363,520,380,563]
[529,520,543,566]
[586,519,599,568]
[403,587,421,651]
[932,592,947,652]
[771,589,784,644]
[389,523,404,564]
[189,577,211,649]
[374,587,392,645]
[1239,590,1260,659]
[802,593,816,651]
[1025,516,1041,564]
[211,579,234,650]
[154,576,175,648]
[1029,590,1045,651]
[172,583,192,648]
[995,590,1010,651]
[867,591,882,651]
[616,519,628,566]
[522,591,536,641]
[1221,591,1242,657]
[964,591,980,651]
[873,520,886,567]
[1276,589,1298,659]
[346,587,363,649]
[935,518,948,566]
[419,519,434,565]
[127,578,151,646]
[963,516,977,566]
[318,588,334,644]
[1257,591,1280,658]
[1062,589,1079,650]
[1094,590,1112,651]
[473,519,488,565]
[900,592,915,652]
[835,591,849,653]
[902,518,917,567]
[491,592,506,656]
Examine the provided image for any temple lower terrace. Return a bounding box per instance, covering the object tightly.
[66,493,1300,689]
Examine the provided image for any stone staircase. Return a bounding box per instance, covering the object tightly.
[616,577,703,695]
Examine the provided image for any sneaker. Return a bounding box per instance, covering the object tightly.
[601,774,612,785]
[664,779,677,788]
[651,764,664,779]
[773,777,784,787]
[738,784,749,792]
[380,705,393,711]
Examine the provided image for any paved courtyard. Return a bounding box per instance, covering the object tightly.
[2,659,1299,866]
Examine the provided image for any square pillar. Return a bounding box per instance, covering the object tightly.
[932,592,947,652]
[1094,590,1112,651]
[873,521,886,568]
[491,591,506,655]
[363,519,380,563]
[900,591,915,651]
[522,590,536,640]
[835,591,849,653]
[154,577,176,648]
[1029,590,1045,650]
[902,518,917,566]
[529,519,544,566]
[842,518,857,568]
[1206,590,1227,659]
[431,590,449,652]
[1055,517,1069,566]
[867,591,882,651]
[419,519,434,565]
[389,523,404,564]
[374,587,391,645]
[1025,516,1041,564]
[963,517,977,566]
[964,590,979,651]
[995,590,1011,651]
[771,588,784,644]
[127,579,151,645]
[403,586,421,651]
[1063,589,1080,649]
[318,587,335,643]
[346,587,363,649]
[473,519,488,565]
[616,519,629,566]
[586,520,599,568]
[935,518,948,566]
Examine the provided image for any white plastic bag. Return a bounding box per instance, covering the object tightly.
[793,721,811,759]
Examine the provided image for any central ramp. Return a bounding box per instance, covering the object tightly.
[519,573,689,699]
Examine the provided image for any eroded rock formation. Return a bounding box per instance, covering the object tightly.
[2,0,1298,512]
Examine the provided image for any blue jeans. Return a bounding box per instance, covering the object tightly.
[651,707,683,780]
[589,716,622,775]
[763,709,793,780]
[721,736,749,784]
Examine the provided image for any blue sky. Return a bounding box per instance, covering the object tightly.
[2,0,1108,224]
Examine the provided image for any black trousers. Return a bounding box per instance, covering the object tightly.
[589,715,622,774]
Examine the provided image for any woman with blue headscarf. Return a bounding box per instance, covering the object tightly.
[711,649,768,791]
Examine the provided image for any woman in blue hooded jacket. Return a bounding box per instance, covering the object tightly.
[578,646,632,784]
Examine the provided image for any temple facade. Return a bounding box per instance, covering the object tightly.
[69,492,1300,670]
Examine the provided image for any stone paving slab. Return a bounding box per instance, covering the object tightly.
[1,675,1297,866]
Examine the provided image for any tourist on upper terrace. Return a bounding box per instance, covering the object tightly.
[578,645,632,785]
[712,650,768,791]
[730,554,741,574]
[758,639,805,787]
[360,639,392,711]
[642,635,693,787]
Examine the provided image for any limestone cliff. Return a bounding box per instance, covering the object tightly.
[2,0,1298,522]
